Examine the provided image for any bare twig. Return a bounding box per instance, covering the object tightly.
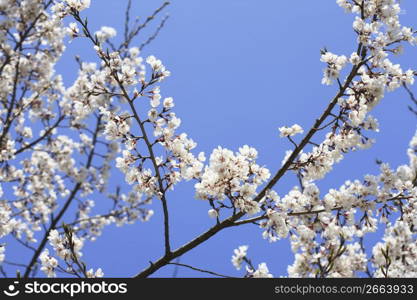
[139,15,169,51]
[167,262,235,278]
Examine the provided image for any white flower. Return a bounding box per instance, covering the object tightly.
[239,145,258,160]
[320,52,347,85]
[163,97,174,109]
[150,93,161,107]
[146,55,162,69]
[349,52,361,65]
[129,47,140,57]
[146,55,170,80]
[198,152,206,162]
[231,245,248,270]
[47,230,84,261]
[86,267,104,278]
[40,249,58,278]
[95,268,104,277]
[279,124,304,137]
[103,120,119,140]
[67,22,79,38]
[208,209,218,218]
[102,114,130,140]
[148,108,158,120]
[248,263,273,278]
[0,246,5,264]
[65,0,91,11]
[95,26,117,43]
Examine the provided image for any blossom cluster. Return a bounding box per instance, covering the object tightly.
[195,146,270,215]
[39,229,104,277]
[259,129,417,277]
[231,245,273,278]
[279,124,304,137]
[320,51,348,85]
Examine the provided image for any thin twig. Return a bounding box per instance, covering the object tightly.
[139,15,169,51]
[119,1,170,51]
[167,262,234,278]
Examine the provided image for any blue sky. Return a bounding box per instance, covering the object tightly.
[6,0,417,278]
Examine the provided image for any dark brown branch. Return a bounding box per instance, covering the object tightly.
[232,215,267,226]
[14,115,65,155]
[403,82,417,116]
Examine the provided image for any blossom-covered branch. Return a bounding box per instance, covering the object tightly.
[1,0,417,279]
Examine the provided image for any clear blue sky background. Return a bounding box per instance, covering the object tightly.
[6,0,417,278]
